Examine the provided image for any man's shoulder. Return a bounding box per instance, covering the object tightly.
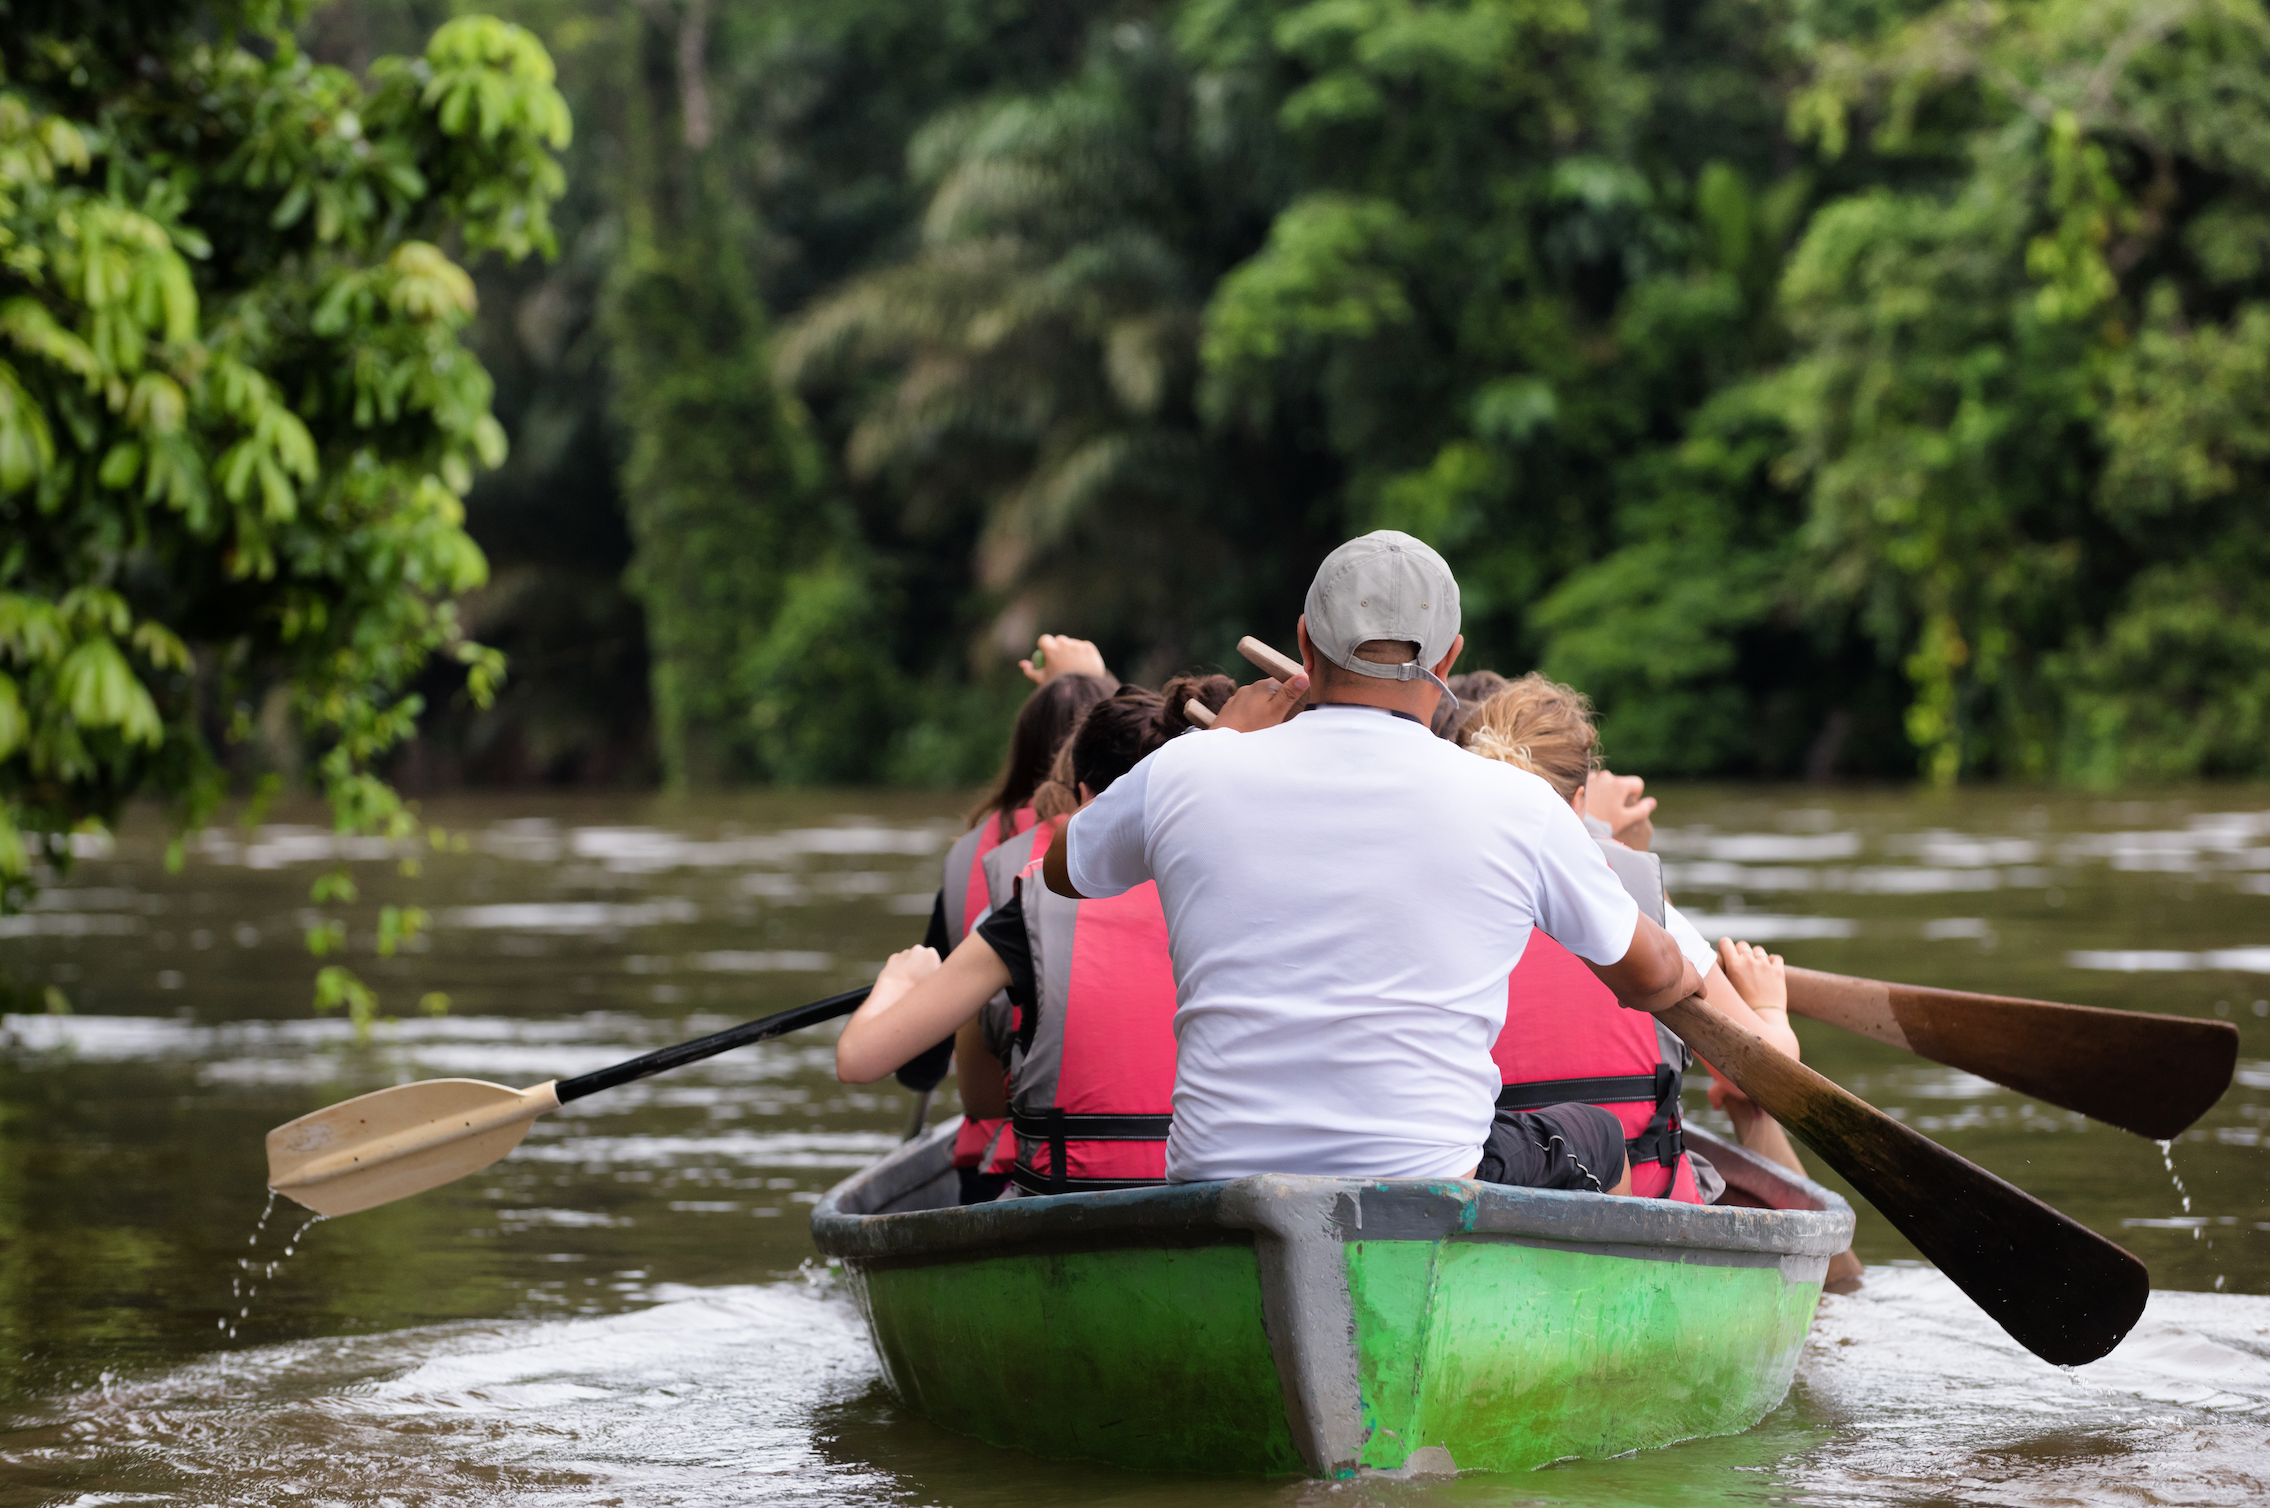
[1150,723,1268,776]
[1423,743,1576,832]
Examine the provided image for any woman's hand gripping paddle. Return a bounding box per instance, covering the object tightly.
[1661,991,2148,1365]
[1785,968,2235,1140]
[265,987,872,1217]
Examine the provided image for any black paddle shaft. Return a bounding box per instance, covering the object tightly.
[554,986,874,1104]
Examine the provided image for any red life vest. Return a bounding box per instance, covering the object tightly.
[1006,842,1179,1195]
[1490,836,1702,1204]
[941,807,1037,940]
[943,807,1036,1173]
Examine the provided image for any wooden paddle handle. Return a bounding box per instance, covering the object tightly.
[1184,698,1217,727]
[1237,636,1303,682]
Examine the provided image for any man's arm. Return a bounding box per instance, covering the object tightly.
[1043,821,1083,899]
[1044,754,1159,900]
[1587,913,1703,1014]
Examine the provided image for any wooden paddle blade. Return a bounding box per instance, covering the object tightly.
[1786,968,2238,1140]
[1663,995,2148,1367]
[266,1078,560,1217]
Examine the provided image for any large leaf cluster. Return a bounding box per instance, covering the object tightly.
[0,4,567,902]
[1761,0,2270,779]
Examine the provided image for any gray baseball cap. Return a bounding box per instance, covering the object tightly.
[1304,530,1463,711]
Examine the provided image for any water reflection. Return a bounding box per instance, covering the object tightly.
[2,1271,2265,1506]
[3,785,2270,1502]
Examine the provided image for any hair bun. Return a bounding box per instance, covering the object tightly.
[1160,673,1235,733]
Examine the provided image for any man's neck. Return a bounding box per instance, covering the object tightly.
[1307,675,1440,722]
[1314,702,1425,725]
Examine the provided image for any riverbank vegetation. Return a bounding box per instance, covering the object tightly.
[12,0,2270,875]
[352,0,2270,791]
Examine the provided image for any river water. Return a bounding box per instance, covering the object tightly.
[2,787,2267,1505]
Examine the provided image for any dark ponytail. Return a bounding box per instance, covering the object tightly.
[1067,674,1234,797]
[968,672,1116,837]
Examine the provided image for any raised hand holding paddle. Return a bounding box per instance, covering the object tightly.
[1784,967,2236,1140]
[265,986,872,1217]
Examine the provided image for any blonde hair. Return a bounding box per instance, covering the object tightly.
[1459,673,1599,800]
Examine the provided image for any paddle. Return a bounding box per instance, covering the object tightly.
[1663,991,2147,1365]
[1785,967,2235,1141]
[265,986,873,1217]
[1238,635,1303,682]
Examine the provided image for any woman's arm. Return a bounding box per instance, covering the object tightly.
[836,935,1013,1084]
[1709,938,1798,1059]
[1697,938,1802,1120]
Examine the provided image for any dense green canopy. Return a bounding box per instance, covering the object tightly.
[15,0,2270,849]
[402,0,2270,790]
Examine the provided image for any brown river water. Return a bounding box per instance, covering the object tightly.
[2,787,2268,1506]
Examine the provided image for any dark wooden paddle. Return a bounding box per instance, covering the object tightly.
[1663,991,2148,1367]
[1786,968,2236,1141]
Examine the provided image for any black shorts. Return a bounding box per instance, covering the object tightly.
[1474,1102,1627,1194]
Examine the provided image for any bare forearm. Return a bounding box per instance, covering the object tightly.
[1701,962,1800,1060]
[837,939,1010,1083]
[1587,916,1702,1014]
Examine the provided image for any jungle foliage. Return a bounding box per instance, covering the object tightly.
[366,0,2270,789]
[0,0,568,1016]
[22,0,2269,818]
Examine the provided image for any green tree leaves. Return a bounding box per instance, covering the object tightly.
[0,5,566,991]
[1760,0,2270,781]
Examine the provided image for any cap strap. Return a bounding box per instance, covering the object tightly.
[1386,658,1460,721]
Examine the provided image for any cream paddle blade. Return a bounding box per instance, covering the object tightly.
[267,1079,559,1217]
[263,985,874,1218]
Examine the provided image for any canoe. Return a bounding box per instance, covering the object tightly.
[811,1119,1854,1478]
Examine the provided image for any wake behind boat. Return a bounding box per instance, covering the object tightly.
[812,1118,1854,1477]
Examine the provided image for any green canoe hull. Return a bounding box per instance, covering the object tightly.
[813,1124,1852,1478]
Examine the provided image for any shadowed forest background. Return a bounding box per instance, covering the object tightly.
[312,0,2270,792]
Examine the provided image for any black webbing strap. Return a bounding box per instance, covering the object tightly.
[1010,1111,1174,1141]
[1008,1163,1169,1196]
[1495,1073,1659,1111]
[1010,1108,1174,1195]
[1627,1063,1685,1169]
[1496,1065,1685,1169]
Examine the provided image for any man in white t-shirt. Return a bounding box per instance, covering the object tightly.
[1044,531,1702,1189]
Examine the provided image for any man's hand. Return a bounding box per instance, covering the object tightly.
[1586,769,1657,851]
[1019,634,1109,686]
[1213,670,1311,733]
